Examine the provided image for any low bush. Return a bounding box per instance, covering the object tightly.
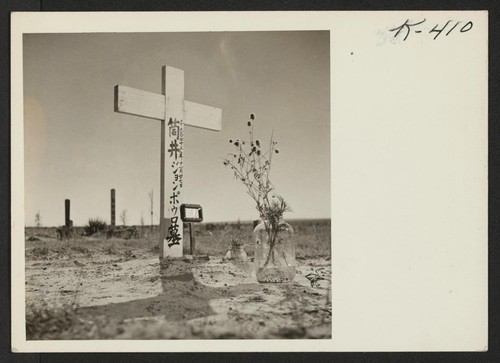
[56,226,73,240]
[106,226,139,240]
[84,218,107,236]
[30,244,49,258]
[71,245,90,255]
[104,241,117,255]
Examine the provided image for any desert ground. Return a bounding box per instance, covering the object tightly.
[24,220,331,339]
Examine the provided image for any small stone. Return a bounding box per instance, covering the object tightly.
[259,320,265,326]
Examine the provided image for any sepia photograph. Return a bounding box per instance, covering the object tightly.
[11,11,487,353]
[22,30,331,340]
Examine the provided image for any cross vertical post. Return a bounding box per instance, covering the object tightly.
[160,66,184,258]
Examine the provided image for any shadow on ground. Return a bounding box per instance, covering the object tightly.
[78,261,262,323]
[28,257,331,339]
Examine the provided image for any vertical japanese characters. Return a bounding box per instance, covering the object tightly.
[166,117,184,247]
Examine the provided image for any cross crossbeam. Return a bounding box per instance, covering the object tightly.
[114,85,222,131]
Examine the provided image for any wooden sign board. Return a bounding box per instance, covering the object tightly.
[180,204,203,223]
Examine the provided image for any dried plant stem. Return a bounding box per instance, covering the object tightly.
[223,114,291,268]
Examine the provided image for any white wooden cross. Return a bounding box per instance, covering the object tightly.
[114,65,222,258]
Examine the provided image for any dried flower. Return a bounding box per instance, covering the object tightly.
[222,114,290,229]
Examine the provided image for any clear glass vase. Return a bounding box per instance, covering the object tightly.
[253,217,296,283]
[225,245,247,262]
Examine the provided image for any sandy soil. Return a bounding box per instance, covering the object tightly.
[26,248,331,339]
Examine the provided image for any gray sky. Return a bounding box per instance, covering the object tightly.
[24,31,330,226]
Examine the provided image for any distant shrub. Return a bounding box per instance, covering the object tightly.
[104,241,117,255]
[205,223,216,232]
[71,245,90,254]
[84,218,107,236]
[31,244,49,258]
[56,225,73,240]
[106,226,139,239]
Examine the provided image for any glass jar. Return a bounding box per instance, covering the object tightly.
[225,245,247,262]
[253,217,296,283]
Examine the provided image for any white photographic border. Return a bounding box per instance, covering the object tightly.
[11,11,488,352]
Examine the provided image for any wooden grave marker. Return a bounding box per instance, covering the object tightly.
[110,188,116,227]
[64,199,72,228]
[114,65,222,258]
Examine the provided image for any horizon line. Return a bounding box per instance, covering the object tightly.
[24,217,332,228]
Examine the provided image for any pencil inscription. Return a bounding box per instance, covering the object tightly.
[389,18,473,41]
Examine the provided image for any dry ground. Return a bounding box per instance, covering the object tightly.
[25,220,331,339]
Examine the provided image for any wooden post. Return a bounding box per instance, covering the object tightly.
[65,199,71,228]
[110,188,116,227]
[114,65,222,259]
[189,223,196,255]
